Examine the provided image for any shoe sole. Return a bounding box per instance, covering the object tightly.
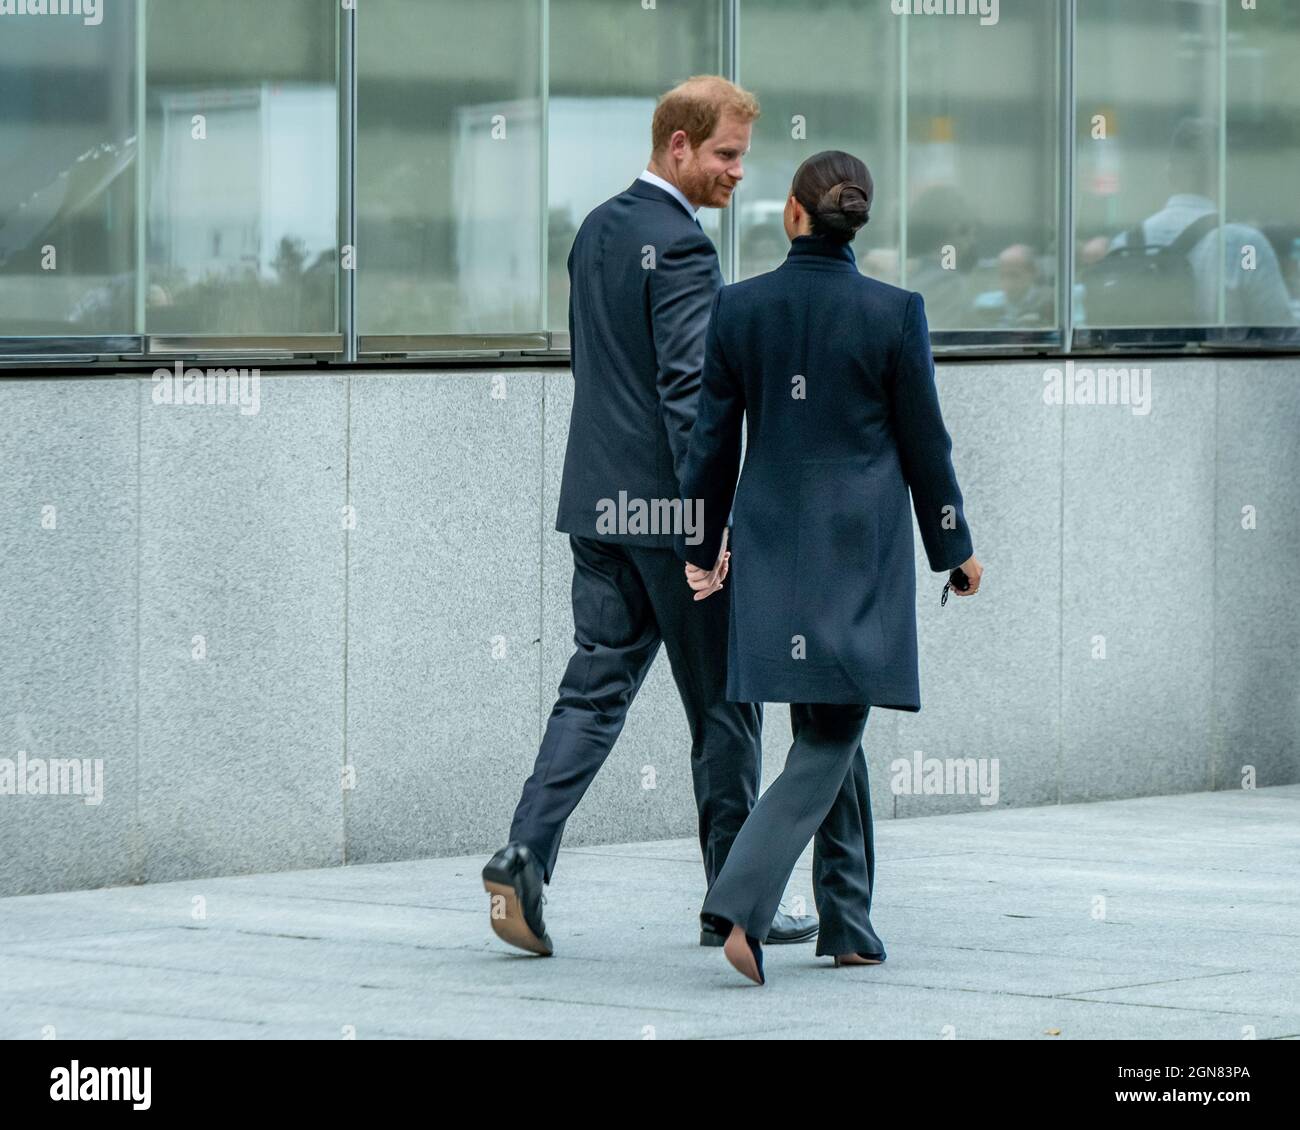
[833,954,885,966]
[722,931,764,985]
[483,877,553,956]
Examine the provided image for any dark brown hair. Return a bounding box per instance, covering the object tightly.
[792,150,874,243]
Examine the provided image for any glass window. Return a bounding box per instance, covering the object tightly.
[144,0,339,337]
[1225,0,1300,329]
[1076,0,1299,333]
[358,0,544,337]
[1,0,1298,361]
[737,0,901,288]
[739,1,1058,334]
[1076,0,1221,329]
[548,0,724,334]
[1075,0,1210,333]
[0,3,138,337]
[904,0,1059,331]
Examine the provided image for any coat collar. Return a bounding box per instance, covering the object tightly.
[627,177,698,221]
[635,170,699,221]
[783,233,858,268]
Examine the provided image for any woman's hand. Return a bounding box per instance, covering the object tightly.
[685,529,730,601]
[951,554,983,595]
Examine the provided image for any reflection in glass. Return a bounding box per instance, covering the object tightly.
[1076,0,1296,330]
[738,0,900,286]
[358,0,543,336]
[146,0,338,336]
[0,7,138,336]
[905,0,1058,331]
[739,0,1057,333]
[1225,0,1300,328]
[549,0,722,333]
[1,0,1297,355]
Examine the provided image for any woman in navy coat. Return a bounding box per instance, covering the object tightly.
[676,150,982,985]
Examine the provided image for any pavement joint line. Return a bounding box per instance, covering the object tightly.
[9,937,824,981]
[8,913,1297,954]
[8,964,1293,1026]
[22,977,1279,1024]
[1059,969,1255,994]
[228,891,487,912]
[21,939,1266,1008]
[15,983,727,1020]
[1,999,276,1029]
[9,919,1297,961]
[0,925,197,948]
[502,993,715,1016]
[1048,995,1293,1019]
[796,979,1293,1016]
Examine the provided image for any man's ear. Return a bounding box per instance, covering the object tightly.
[670,129,692,162]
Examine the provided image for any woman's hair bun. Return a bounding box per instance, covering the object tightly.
[792,151,874,242]
[815,182,870,238]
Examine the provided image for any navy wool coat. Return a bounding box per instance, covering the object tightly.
[676,233,974,710]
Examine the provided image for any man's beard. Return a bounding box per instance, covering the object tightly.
[679,163,722,208]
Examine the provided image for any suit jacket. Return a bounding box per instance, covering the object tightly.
[555,178,723,546]
[676,233,974,710]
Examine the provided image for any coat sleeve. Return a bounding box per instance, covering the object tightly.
[889,291,975,573]
[675,288,743,569]
[647,228,724,485]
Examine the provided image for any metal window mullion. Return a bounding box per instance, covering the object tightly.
[340,2,357,363]
[540,0,551,334]
[1062,0,1076,352]
[1217,0,1228,328]
[898,12,908,292]
[724,0,739,284]
[135,0,148,337]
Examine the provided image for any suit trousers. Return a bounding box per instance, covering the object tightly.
[700,702,879,957]
[510,534,763,888]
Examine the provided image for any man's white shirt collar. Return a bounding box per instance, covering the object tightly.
[638,169,699,222]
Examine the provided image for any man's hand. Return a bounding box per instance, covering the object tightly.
[684,528,730,602]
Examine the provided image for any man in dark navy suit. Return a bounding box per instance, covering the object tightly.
[483,76,819,956]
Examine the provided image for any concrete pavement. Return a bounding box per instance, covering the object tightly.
[2,786,1297,1039]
